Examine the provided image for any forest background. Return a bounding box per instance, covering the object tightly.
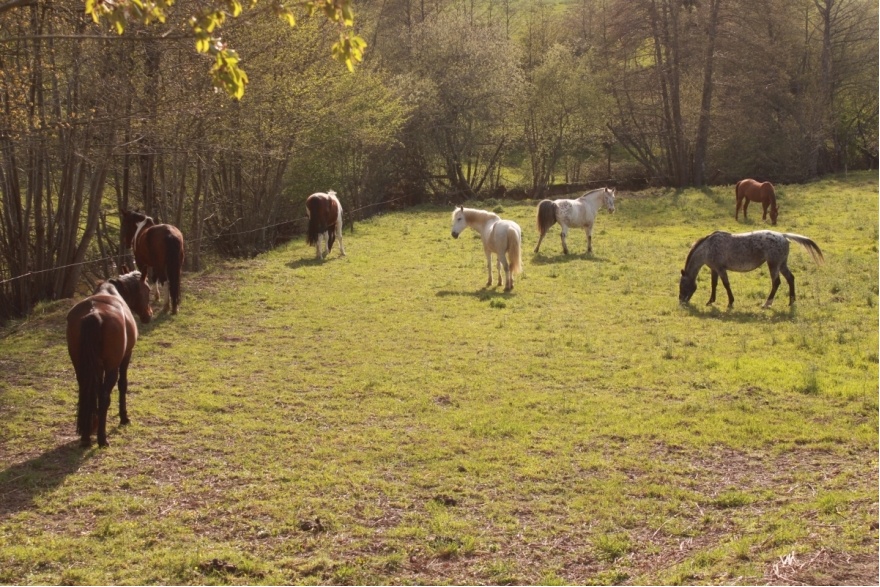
[0,0,877,321]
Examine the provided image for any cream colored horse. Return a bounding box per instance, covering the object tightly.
[451,206,523,291]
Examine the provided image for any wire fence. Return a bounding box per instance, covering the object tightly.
[0,194,413,288]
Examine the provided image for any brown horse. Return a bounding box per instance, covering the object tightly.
[66,270,153,447]
[305,191,346,259]
[735,179,779,225]
[120,210,185,314]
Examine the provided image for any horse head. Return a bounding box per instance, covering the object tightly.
[108,271,153,324]
[604,188,616,214]
[770,204,779,225]
[451,206,466,239]
[678,269,697,304]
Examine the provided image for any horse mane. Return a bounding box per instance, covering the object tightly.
[764,182,777,206]
[101,272,141,299]
[684,231,722,269]
[462,208,500,223]
[579,188,606,199]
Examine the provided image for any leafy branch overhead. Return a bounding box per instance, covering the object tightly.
[84,0,366,99]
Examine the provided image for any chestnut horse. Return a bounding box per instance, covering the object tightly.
[66,270,153,447]
[120,210,185,314]
[735,179,779,225]
[305,191,346,259]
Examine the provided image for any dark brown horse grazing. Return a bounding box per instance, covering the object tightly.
[66,270,153,447]
[305,191,346,259]
[679,230,824,309]
[735,179,779,225]
[120,210,185,314]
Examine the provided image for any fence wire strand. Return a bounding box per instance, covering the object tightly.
[0,194,412,287]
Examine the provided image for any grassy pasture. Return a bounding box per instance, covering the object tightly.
[0,172,877,585]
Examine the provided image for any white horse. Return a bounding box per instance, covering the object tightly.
[450,206,523,291]
[534,187,616,255]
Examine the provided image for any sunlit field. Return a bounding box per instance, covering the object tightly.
[1,172,876,585]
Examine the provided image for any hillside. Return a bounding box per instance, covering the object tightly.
[0,173,877,584]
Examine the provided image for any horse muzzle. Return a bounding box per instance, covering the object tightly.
[451,231,459,239]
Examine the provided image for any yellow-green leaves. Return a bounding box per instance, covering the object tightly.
[84,0,365,99]
[85,0,175,34]
[332,32,367,72]
[211,50,249,100]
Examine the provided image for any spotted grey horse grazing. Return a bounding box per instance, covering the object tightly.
[679,230,824,309]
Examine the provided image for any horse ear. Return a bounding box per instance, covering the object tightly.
[121,264,129,274]
[680,269,685,276]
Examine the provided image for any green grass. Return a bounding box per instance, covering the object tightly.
[0,172,877,584]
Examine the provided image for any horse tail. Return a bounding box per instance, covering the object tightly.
[536,200,556,236]
[508,226,523,276]
[783,233,825,265]
[327,198,339,252]
[165,233,183,310]
[76,314,102,437]
[305,198,321,246]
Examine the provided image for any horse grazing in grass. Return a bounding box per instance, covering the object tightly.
[534,187,616,255]
[451,206,523,291]
[679,230,824,309]
[735,179,779,225]
[305,191,346,259]
[120,209,185,314]
[66,270,153,447]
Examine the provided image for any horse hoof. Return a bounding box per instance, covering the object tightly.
[80,438,92,448]
[120,417,130,426]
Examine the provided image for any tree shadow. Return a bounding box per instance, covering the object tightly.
[0,441,91,517]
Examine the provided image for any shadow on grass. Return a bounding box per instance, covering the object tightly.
[0,441,90,516]
[530,252,608,265]
[436,288,517,301]
[285,256,342,270]
[681,302,797,323]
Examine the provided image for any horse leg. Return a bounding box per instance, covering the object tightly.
[707,270,719,305]
[717,269,735,307]
[483,249,493,287]
[534,230,545,254]
[761,201,769,221]
[585,223,593,255]
[161,280,171,313]
[336,223,346,257]
[118,354,131,426]
[735,196,741,220]
[496,255,503,287]
[97,368,119,447]
[560,226,569,255]
[762,262,787,308]
[498,254,510,290]
[315,233,324,259]
[741,199,750,220]
[149,271,160,303]
[781,263,796,305]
